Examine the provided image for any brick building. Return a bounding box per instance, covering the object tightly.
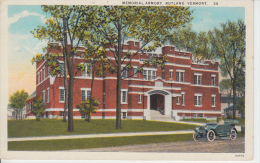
[26,41,221,121]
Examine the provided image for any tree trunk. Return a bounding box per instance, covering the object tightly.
[88,63,95,122]
[63,17,74,132]
[232,70,237,119]
[63,48,68,122]
[116,12,122,129]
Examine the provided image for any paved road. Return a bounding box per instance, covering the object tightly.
[71,137,245,153]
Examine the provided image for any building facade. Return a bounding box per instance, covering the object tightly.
[26,41,221,121]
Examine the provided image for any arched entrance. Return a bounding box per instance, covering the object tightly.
[150,94,165,114]
[144,89,172,120]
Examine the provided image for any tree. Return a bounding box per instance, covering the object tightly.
[88,6,192,128]
[237,97,245,118]
[32,94,45,121]
[9,90,29,120]
[171,20,245,120]
[76,98,99,122]
[31,5,96,131]
[209,20,245,119]
[219,79,232,95]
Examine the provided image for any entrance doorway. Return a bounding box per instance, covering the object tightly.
[150,94,165,115]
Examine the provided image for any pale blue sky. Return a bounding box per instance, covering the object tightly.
[8,6,245,95]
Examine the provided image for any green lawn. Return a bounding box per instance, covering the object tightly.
[8,134,193,151]
[181,118,245,125]
[8,119,196,138]
[8,132,245,151]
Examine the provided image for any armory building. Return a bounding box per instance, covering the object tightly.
[26,41,221,121]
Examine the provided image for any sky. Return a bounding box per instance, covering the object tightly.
[7,5,245,97]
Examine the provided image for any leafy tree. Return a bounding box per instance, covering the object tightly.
[32,94,45,121]
[172,20,245,119]
[88,6,192,128]
[76,98,99,122]
[219,79,232,95]
[209,20,245,119]
[237,97,245,118]
[9,90,29,120]
[31,5,96,131]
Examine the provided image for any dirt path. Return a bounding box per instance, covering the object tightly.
[72,137,245,153]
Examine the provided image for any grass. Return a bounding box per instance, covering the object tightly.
[8,132,245,151]
[8,119,197,138]
[181,118,245,125]
[8,134,193,151]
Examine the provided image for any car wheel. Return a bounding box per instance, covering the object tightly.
[230,128,237,140]
[193,131,199,141]
[207,130,215,142]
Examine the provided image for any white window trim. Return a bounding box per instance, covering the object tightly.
[43,90,45,103]
[176,70,185,82]
[43,66,45,80]
[122,112,128,119]
[194,93,202,107]
[81,88,91,101]
[176,96,180,105]
[133,68,137,77]
[138,93,142,104]
[59,87,65,103]
[181,92,185,106]
[212,94,216,107]
[194,73,202,85]
[47,87,50,103]
[211,75,216,86]
[121,89,128,104]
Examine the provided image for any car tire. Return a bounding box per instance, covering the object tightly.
[193,131,199,141]
[230,128,237,140]
[207,130,215,142]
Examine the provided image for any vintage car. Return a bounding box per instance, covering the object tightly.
[193,119,238,142]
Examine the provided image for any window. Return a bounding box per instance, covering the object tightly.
[212,94,216,107]
[38,72,40,83]
[182,93,185,105]
[47,87,50,103]
[48,66,50,75]
[176,71,184,82]
[199,113,204,117]
[43,67,45,79]
[122,69,127,78]
[194,74,202,85]
[122,112,127,119]
[121,90,127,104]
[152,71,156,80]
[176,96,180,105]
[81,90,86,101]
[148,70,151,80]
[134,68,137,77]
[169,71,173,79]
[40,70,42,82]
[138,94,142,104]
[194,94,202,106]
[162,70,165,80]
[60,111,64,116]
[81,111,85,118]
[83,64,92,77]
[60,89,65,102]
[143,69,156,80]
[81,89,91,101]
[43,90,45,103]
[59,62,64,75]
[211,75,216,86]
[143,70,147,80]
[193,113,197,117]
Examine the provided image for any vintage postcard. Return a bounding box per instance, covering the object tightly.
[0,0,255,161]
